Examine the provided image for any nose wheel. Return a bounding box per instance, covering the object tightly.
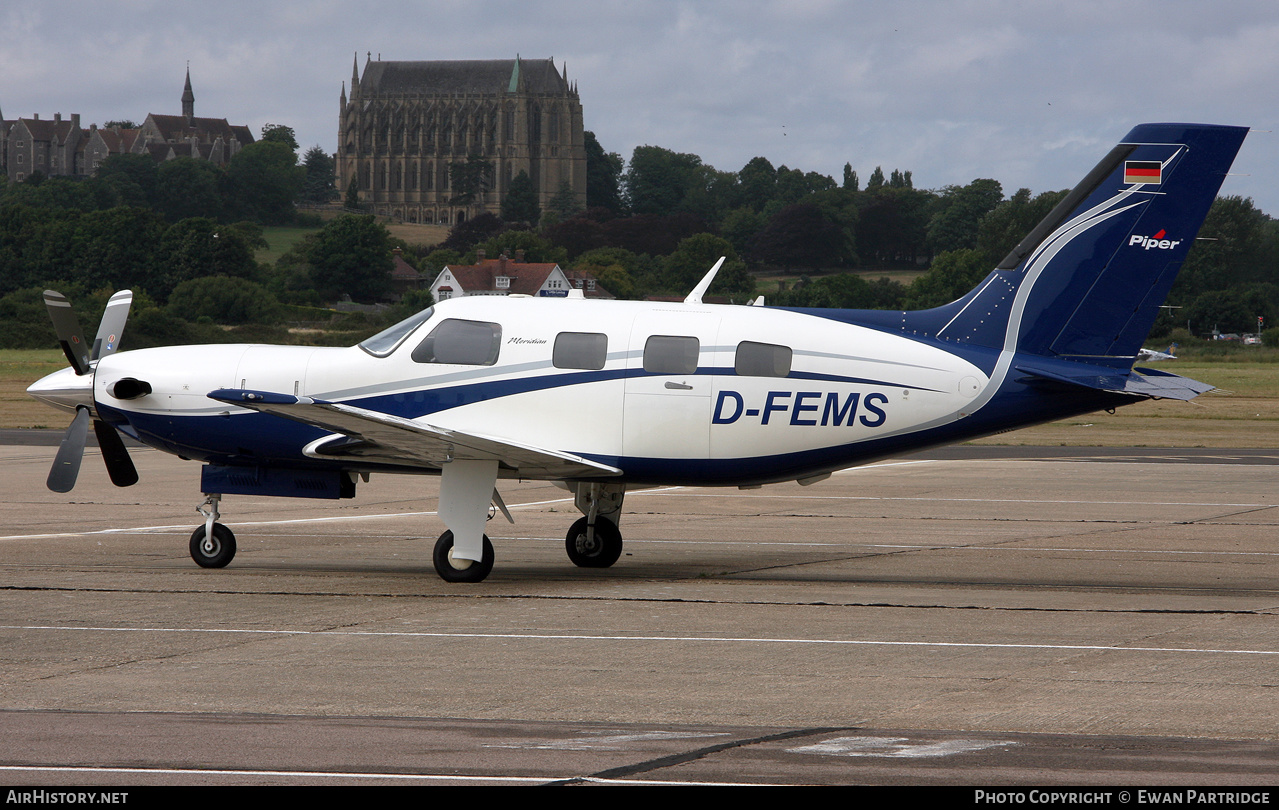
[190,523,236,568]
[190,492,236,568]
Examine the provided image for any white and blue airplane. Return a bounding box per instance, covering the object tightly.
[28,123,1248,582]
[1137,342,1179,362]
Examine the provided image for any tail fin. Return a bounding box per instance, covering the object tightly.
[905,124,1248,366]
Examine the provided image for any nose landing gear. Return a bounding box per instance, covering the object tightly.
[190,493,236,568]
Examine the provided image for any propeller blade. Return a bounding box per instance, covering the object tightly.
[93,419,139,488]
[92,290,133,362]
[48,407,90,493]
[43,290,91,375]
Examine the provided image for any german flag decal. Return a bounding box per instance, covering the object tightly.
[1124,160,1162,185]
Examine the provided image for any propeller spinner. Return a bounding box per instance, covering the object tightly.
[30,290,141,492]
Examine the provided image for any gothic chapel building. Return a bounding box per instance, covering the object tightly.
[337,55,586,225]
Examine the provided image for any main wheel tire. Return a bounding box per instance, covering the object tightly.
[433,530,495,583]
[565,516,623,568]
[189,523,236,568]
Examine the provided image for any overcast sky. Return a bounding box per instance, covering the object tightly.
[4,1,1277,212]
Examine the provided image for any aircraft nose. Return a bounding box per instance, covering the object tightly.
[27,366,94,415]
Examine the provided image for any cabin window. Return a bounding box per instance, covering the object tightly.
[643,335,699,375]
[553,332,607,370]
[734,341,792,377]
[358,307,435,357]
[412,318,502,365]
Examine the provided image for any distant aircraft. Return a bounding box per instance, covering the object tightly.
[1137,343,1179,362]
[28,123,1248,582]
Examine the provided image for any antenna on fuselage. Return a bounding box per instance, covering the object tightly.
[684,256,726,305]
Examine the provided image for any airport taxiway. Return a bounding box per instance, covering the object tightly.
[1,441,1276,785]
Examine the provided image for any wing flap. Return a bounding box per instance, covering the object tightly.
[208,389,622,479]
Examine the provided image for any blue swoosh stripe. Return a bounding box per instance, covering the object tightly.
[350,365,939,417]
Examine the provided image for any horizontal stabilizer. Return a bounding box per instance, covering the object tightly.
[1013,361,1213,401]
[208,389,623,479]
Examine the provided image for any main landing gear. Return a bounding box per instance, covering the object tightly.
[183,477,631,583]
[426,477,628,583]
[190,493,236,568]
[433,530,495,583]
[431,459,504,584]
[565,482,626,569]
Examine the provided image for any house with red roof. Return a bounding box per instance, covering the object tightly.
[429,249,611,301]
[390,248,425,296]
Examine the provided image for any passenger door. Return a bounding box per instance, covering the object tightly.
[622,310,720,459]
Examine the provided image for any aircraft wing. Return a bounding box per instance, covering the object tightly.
[207,389,623,479]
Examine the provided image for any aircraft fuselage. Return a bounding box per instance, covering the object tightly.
[83,295,1122,487]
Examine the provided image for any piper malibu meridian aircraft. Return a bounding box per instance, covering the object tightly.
[28,123,1248,582]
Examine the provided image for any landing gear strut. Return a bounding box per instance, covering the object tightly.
[190,493,236,568]
[566,482,626,568]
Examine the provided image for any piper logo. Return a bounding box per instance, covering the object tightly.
[1129,229,1180,250]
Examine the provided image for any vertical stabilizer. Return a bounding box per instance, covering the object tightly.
[820,124,1250,370]
[933,124,1248,366]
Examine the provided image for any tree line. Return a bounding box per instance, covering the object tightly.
[1,122,1275,350]
[0,123,381,349]
[3,124,325,226]
[432,133,1279,338]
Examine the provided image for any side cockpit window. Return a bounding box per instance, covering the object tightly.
[412,318,502,365]
[358,307,435,357]
[734,341,791,377]
[553,332,608,370]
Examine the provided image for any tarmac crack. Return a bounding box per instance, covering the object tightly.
[768,511,1193,526]
[1176,504,1279,524]
[761,508,1279,527]
[17,629,298,686]
[4,584,1276,616]
[547,726,857,785]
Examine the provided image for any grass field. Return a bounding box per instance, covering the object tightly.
[968,361,1279,447]
[5,348,1276,446]
[256,226,318,264]
[256,221,451,265]
[385,222,451,246]
[755,266,929,297]
[2,350,69,429]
